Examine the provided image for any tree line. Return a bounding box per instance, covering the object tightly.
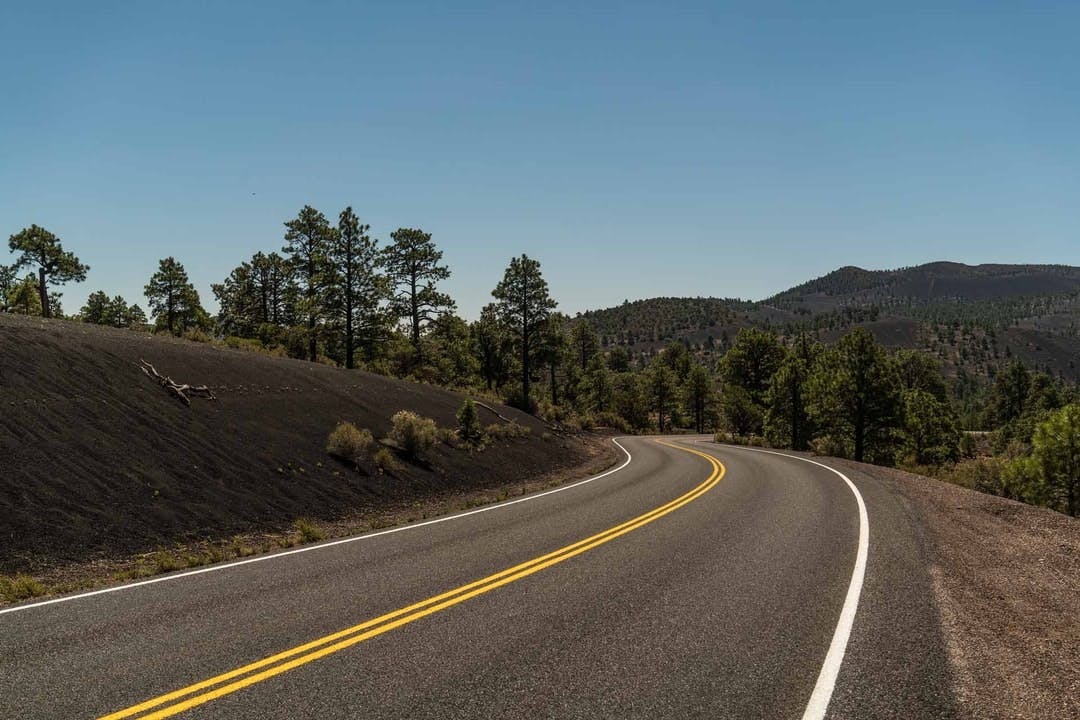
[5,218,1077,516]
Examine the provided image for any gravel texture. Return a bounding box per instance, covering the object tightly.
[832,461,1080,720]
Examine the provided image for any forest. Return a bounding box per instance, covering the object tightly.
[5,217,1079,518]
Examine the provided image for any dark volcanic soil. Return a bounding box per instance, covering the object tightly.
[0,314,601,574]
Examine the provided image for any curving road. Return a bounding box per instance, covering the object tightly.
[0,438,955,719]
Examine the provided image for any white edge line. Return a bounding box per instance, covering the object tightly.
[695,441,869,720]
[0,438,634,617]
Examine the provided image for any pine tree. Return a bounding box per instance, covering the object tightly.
[492,254,557,411]
[282,206,334,361]
[144,257,207,335]
[683,364,715,433]
[7,224,88,319]
[383,227,454,364]
[327,207,390,368]
[471,304,515,392]
[807,328,901,462]
[647,357,678,433]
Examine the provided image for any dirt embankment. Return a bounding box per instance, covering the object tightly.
[0,314,611,575]
[837,461,1080,720]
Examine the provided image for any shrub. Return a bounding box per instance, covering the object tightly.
[485,422,531,442]
[182,328,212,343]
[326,422,376,464]
[436,426,460,447]
[0,574,46,601]
[457,399,483,444]
[810,434,851,458]
[373,447,401,472]
[389,411,438,458]
[590,411,631,433]
[152,550,183,573]
[294,518,325,543]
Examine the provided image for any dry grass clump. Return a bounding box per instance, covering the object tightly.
[486,422,530,442]
[293,518,325,543]
[373,447,401,472]
[0,573,46,602]
[389,411,438,458]
[326,421,376,465]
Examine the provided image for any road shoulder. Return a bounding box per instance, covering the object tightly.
[830,460,1080,720]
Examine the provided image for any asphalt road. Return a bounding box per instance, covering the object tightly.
[0,438,956,719]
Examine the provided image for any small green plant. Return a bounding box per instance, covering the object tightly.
[389,411,438,458]
[373,447,401,473]
[326,421,376,465]
[151,550,183,573]
[0,573,47,602]
[457,398,483,444]
[293,518,325,543]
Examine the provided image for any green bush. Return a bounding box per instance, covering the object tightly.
[457,399,482,444]
[389,411,438,458]
[590,411,631,433]
[0,573,46,602]
[326,421,376,464]
[293,518,325,543]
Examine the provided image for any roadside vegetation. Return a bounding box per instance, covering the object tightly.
[6,216,1078,519]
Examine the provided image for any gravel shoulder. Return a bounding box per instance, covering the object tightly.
[833,460,1079,720]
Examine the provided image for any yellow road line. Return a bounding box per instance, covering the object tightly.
[100,439,722,720]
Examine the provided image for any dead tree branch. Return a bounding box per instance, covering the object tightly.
[140,359,216,406]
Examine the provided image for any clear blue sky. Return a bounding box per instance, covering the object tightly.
[3,1,1078,319]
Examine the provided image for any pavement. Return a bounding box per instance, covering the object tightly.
[0,437,956,719]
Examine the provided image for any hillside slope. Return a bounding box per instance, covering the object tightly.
[577,262,1080,381]
[0,314,599,572]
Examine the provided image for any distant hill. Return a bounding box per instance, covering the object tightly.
[768,262,1080,313]
[577,262,1080,382]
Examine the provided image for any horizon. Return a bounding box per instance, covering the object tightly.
[4,2,1079,319]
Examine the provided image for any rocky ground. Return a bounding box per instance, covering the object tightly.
[837,461,1080,720]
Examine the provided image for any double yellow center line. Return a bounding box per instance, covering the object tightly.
[100,440,723,719]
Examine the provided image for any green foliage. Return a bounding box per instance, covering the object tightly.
[0,263,16,312]
[328,207,391,369]
[720,328,786,405]
[900,389,961,465]
[468,304,514,392]
[283,205,335,362]
[457,398,483,444]
[492,254,558,411]
[1020,404,1080,515]
[806,328,902,463]
[383,227,454,363]
[293,518,325,543]
[720,384,763,438]
[145,257,208,336]
[5,274,42,315]
[7,224,88,318]
[326,422,376,466]
[683,363,716,433]
[0,573,47,601]
[612,373,651,432]
[646,356,678,433]
[763,337,819,449]
[389,410,438,458]
[581,353,613,413]
[569,321,600,371]
[81,291,143,328]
